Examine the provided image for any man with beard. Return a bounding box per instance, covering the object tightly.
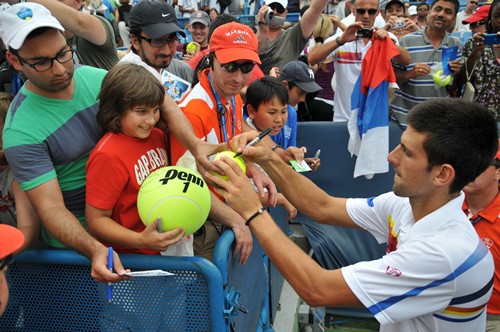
[121,0,193,82]
[390,0,462,128]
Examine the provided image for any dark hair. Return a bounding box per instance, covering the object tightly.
[129,27,142,53]
[97,63,165,133]
[407,99,498,194]
[430,0,459,15]
[487,0,500,33]
[246,76,288,111]
[192,14,238,85]
[417,3,430,10]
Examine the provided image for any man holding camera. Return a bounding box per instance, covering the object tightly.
[390,0,462,128]
[255,0,329,74]
[382,0,420,39]
[308,0,410,122]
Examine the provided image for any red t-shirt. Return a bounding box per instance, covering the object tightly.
[86,129,168,254]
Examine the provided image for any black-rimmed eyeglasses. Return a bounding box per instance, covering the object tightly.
[355,8,378,15]
[138,35,180,48]
[0,254,13,271]
[14,48,74,72]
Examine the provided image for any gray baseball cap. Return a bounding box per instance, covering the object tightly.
[129,0,185,38]
[280,61,321,93]
[189,11,210,26]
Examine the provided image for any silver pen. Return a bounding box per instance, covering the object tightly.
[314,149,321,160]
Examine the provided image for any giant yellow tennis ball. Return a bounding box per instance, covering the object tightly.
[137,166,211,236]
[433,70,452,87]
[211,151,246,181]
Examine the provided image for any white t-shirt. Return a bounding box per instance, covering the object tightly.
[326,31,398,122]
[178,0,200,17]
[456,10,471,32]
[342,192,492,332]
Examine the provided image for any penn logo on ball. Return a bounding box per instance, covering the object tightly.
[137,166,211,236]
[211,151,246,181]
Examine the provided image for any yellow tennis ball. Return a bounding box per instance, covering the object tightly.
[211,151,247,181]
[433,69,452,87]
[137,166,211,236]
[186,42,198,54]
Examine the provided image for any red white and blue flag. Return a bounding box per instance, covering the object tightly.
[348,36,400,179]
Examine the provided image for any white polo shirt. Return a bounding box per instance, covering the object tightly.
[343,192,493,331]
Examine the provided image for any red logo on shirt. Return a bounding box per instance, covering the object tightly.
[386,266,402,277]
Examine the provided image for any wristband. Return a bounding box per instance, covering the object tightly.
[336,36,345,46]
[272,144,283,151]
[245,207,264,226]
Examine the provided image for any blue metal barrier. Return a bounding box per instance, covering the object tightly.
[1,250,227,331]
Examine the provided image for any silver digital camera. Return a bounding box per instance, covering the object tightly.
[264,8,286,26]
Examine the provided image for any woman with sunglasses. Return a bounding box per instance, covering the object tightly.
[454,1,499,118]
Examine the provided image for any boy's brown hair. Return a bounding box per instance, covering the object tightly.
[97,63,165,133]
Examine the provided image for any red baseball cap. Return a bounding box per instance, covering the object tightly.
[463,5,490,24]
[0,224,24,259]
[209,22,261,64]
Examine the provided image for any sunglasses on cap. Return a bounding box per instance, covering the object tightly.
[0,254,13,271]
[355,8,378,15]
[220,61,256,74]
[269,3,286,14]
[469,20,486,28]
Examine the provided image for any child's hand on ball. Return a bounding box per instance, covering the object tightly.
[141,220,185,252]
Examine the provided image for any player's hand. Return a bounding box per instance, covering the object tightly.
[229,131,275,164]
[206,156,263,221]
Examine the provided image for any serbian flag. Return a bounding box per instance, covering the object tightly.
[348,36,400,179]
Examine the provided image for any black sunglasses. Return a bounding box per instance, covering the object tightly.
[470,1,478,4]
[219,61,256,74]
[355,8,378,15]
[469,20,486,28]
[0,254,13,271]
[269,3,286,14]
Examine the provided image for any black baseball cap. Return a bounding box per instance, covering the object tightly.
[130,0,186,38]
[384,0,404,10]
[280,61,321,93]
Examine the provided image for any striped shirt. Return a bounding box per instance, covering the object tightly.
[390,29,462,128]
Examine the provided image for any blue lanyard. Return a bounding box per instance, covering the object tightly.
[208,73,236,143]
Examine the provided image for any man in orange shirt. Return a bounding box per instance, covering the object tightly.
[463,142,500,330]
[170,22,263,264]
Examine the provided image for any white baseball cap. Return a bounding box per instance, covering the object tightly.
[0,3,64,50]
[264,0,288,10]
[408,5,417,16]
